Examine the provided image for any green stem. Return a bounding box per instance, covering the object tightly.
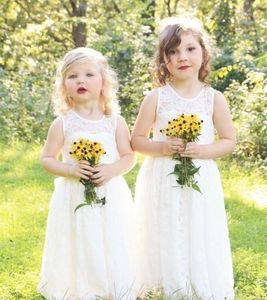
[183,141,188,186]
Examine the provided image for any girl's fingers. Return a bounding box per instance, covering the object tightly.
[87,166,95,172]
[91,171,101,180]
[91,177,103,184]
[79,160,90,166]
[79,162,94,170]
[79,169,92,177]
[79,173,90,180]
[93,166,101,173]
[171,142,182,149]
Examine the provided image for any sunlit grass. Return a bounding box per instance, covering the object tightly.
[0,144,266,299]
[0,143,50,300]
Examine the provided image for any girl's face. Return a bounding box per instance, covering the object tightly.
[164,32,203,82]
[64,60,103,105]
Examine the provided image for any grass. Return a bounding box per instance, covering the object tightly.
[0,143,267,300]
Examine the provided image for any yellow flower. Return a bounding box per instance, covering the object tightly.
[160,114,203,193]
[69,138,107,212]
[69,138,106,166]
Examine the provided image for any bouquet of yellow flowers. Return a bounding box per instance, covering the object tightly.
[160,114,203,193]
[69,138,106,212]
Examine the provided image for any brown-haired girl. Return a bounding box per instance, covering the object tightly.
[131,17,235,299]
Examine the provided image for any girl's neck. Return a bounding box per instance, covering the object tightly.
[72,103,104,121]
[169,78,204,99]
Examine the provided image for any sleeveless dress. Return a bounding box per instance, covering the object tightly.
[38,110,137,300]
[134,84,235,300]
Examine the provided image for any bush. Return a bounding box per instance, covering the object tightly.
[0,68,54,142]
[224,71,267,171]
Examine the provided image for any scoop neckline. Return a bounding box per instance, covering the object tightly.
[167,83,205,101]
[71,109,106,122]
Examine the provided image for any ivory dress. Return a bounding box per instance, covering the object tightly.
[134,84,235,300]
[38,110,137,300]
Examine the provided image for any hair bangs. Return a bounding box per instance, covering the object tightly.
[163,25,183,60]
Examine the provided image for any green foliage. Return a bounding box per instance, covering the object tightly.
[0,68,54,142]
[90,1,155,126]
[224,71,267,171]
[0,0,266,167]
[212,0,237,49]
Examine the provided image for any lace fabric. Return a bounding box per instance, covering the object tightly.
[61,110,118,164]
[154,85,215,144]
[62,110,117,137]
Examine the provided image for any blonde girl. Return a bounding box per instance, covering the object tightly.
[38,47,137,300]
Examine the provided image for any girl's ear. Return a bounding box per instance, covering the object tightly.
[66,96,74,107]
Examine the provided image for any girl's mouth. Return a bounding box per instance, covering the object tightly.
[178,66,190,70]
[77,87,87,94]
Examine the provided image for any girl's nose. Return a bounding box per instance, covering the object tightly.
[178,52,188,61]
[77,77,84,84]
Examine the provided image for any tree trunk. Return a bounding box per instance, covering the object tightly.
[141,0,156,33]
[70,0,87,47]
[243,0,260,51]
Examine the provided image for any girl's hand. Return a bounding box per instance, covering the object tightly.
[68,160,95,180]
[179,142,203,158]
[162,137,184,155]
[90,164,116,186]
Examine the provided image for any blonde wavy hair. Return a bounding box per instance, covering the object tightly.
[153,17,213,87]
[53,47,119,115]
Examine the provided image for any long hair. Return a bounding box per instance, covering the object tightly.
[153,17,213,87]
[53,47,119,115]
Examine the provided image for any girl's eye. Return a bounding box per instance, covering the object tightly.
[86,73,93,77]
[188,47,196,52]
[67,74,77,79]
[168,49,176,55]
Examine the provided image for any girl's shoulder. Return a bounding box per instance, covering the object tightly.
[207,87,230,115]
[109,113,131,129]
[45,116,64,139]
[142,87,161,107]
[49,115,63,130]
[139,88,159,115]
[204,85,224,97]
[212,88,227,105]
[145,87,160,100]
[58,109,74,121]
[116,114,129,130]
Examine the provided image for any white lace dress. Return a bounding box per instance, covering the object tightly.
[134,84,235,300]
[38,110,137,300]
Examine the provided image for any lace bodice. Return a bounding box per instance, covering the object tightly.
[61,110,119,164]
[153,84,216,144]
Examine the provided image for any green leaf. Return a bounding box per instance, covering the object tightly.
[169,171,181,176]
[192,183,202,193]
[189,166,201,175]
[74,202,89,213]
